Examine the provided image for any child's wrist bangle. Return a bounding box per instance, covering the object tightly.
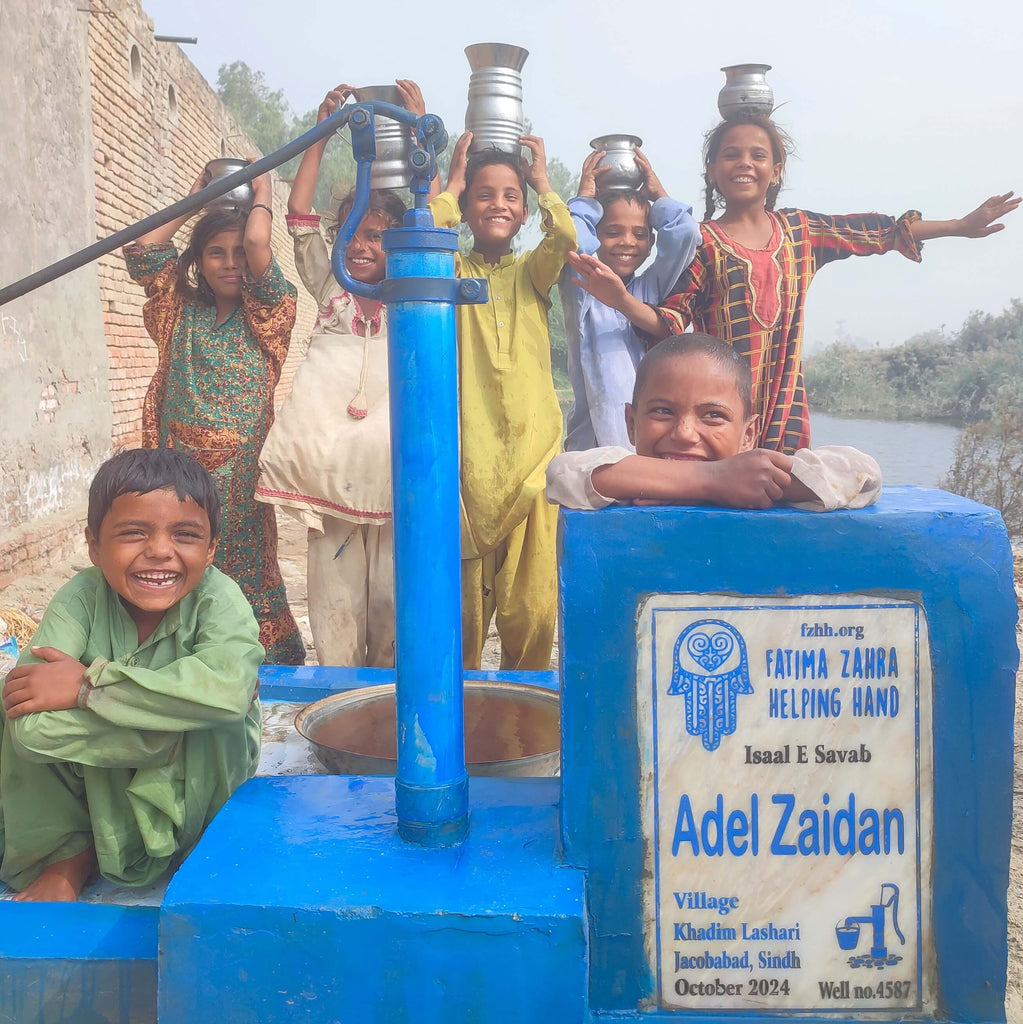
[250,203,273,217]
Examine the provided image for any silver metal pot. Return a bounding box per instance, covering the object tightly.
[351,85,413,191]
[203,158,253,212]
[294,679,561,777]
[717,64,774,119]
[589,134,644,193]
[464,42,529,155]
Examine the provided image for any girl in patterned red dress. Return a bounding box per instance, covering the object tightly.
[124,168,305,664]
[567,114,1019,454]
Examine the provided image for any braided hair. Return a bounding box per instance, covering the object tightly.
[702,114,794,221]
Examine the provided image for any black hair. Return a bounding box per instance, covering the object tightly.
[595,190,655,239]
[632,333,753,418]
[176,208,249,305]
[702,113,794,221]
[326,187,407,245]
[459,149,528,212]
[88,448,221,541]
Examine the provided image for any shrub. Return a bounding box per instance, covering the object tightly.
[941,387,1023,536]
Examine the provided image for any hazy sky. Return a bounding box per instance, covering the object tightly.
[143,0,1023,351]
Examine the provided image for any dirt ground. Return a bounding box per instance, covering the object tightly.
[0,513,1019,1016]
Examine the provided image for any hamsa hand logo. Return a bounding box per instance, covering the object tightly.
[667,619,752,751]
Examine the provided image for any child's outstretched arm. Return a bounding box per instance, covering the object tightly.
[428,131,472,233]
[567,150,613,257]
[136,170,207,247]
[521,134,577,293]
[911,191,1019,241]
[289,85,351,217]
[566,251,669,338]
[395,79,441,201]
[244,169,275,280]
[548,448,793,509]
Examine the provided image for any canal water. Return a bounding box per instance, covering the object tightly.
[810,412,961,488]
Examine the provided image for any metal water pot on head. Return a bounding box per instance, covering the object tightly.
[717,64,774,119]
[464,42,529,155]
[351,85,413,191]
[588,135,644,193]
[203,158,254,212]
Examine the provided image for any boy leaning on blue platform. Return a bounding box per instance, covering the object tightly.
[0,448,263,901]
[547,334,881,512]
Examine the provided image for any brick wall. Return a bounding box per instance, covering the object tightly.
[87,0,317,447]
[1,0,321,590]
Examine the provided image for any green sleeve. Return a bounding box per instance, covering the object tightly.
[9,574,181,768]
[15,585,91,667]
[81,580,264,732]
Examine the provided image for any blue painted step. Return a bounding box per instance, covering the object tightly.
[159,775,587,1024]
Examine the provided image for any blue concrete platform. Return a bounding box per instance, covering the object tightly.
[559,486,1019,1021]
[0,667,561,1024]
[159,775,587,1024]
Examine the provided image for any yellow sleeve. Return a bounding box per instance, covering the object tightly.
[428,192,464,276]
[525,192,577,296]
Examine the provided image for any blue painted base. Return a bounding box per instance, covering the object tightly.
[559,487,1019,1021]
[159,775,587,1024]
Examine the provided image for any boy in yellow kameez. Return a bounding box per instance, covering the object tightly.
[430,132,576,670]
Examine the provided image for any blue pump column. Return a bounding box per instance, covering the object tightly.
[383,214,467,846]
[329,104,485,847]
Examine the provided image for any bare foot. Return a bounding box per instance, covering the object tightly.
[12,845,96,902]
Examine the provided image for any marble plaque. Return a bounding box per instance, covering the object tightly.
[637,594,934,1014]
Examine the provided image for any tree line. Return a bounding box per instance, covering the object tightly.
[805,300,1023,534]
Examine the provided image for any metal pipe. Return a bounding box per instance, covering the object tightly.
[153,35,198,44]
[384,219,469,847]
[327,101,483,845]
[0,108,351,307]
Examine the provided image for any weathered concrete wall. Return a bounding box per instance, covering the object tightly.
[0,2,110,587]
[87,0,316,446]
[0,0,316,588]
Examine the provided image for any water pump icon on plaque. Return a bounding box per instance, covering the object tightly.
[635,593,935,1014]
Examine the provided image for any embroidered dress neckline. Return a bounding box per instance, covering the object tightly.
[351,295,382,338]
[705,215,784,330]
[706,214,781,255]
[209,305,241,330]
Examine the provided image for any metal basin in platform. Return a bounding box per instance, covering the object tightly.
[294,680,560,777]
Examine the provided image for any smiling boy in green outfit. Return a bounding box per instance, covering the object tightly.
[0,448,263,901]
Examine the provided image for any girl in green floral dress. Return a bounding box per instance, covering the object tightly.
[124,168,304,664]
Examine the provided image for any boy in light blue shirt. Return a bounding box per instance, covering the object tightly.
[560,147,699,450]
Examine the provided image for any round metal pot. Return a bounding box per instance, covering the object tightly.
[203,158,253,212]
[351,85,413,192]
[717,64,774,119]
[295,679,560,777]
[589,134,644,193]
[464,43,529,155]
